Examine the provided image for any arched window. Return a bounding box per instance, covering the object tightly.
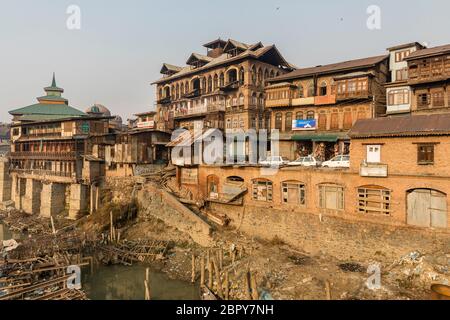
[159,88,163,99]
[306,111,315,120]
[239,67,245,85]
[298,85,304,98]
[319,81,328,96]
[296,112,304,120]
[282,181,306,205]
[259,94,265,107]
[251,66,257,84]
[275,113,283,130]
[202,77,207,92]
[285,112,293,132]
[207,175,220,197]
[214,74,218,89]
[164,86,171,98]
[208,76,213,92]
[252,93,258,105]
[219,73,225,87]
[257,68,263,84]
[175,84,179,99]
[185,81,189,93]
[227,68,238,84]
[239,93,244,106]
[308,84,315,97]
[252,179,273,202]
[264,69,269,80]
[270,70,275,78]
[227,176,244,183]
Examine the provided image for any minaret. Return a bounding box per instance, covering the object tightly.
[37,73,68,105]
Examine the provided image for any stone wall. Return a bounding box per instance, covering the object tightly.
[0,158,11,203]
[136,183,213,247]
[211,202,450,262]
[40,183,67,217]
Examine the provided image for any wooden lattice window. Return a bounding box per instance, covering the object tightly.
[318,114,327,130]
[282,182,306,206]
[330,113,339,130]
[343,112,353,130]
[252,179,273,202]
[319,184,344,211]
[358,186,391,215]
[285,112,293,132]
[432,90,445,107]
[275,113,283,130]
[417,93,430,109]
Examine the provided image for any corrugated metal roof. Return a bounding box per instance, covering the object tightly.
[406,43,450,60]
[9,103,87,117]
[349,114,450,138]
[270,55,388,82]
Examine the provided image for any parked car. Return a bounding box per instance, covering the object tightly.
[322,155,350,168]
[288,155,321,167]
[259,156,290,166]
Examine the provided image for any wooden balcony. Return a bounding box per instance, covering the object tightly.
[10,168,77,183]
[292,97,315,106]
[265,98,291,108]
[314,95,336,105]
[10,151,77,160]
[174,102,226,119]
[336,91,370,100]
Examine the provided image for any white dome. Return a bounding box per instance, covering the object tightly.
[85,104,111,117]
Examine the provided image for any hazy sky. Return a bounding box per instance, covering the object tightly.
[0,0,449,122]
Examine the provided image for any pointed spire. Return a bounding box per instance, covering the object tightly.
[51,72,57,87]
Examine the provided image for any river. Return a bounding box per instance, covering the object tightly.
[1,222,199,300]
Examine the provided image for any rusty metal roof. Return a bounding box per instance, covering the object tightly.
[349,114,450,138]
[406,43,450,60]
[270,55,388,82]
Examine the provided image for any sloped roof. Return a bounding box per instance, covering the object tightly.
[186,53,214,65]
[386,42,425,52]
[349,114,450,138]
[152,44,294,85]
[406,43,450,60]
[9,103,87,118]
[271,55,388,82]
[160,63,183,74]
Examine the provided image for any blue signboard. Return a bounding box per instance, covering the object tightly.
[292,119,317,131]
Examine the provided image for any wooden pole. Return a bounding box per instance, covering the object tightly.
[191,254,196,283]
[110,211,114,243]
[206,250,211,270]
[219,248,223,269]
[144,268,151,300]
[200,256,205,288]
[208,260,213,289]
[245,271,252,300]
[250,272,259,300]
[212,257,223,299]
[325,280,332,300]
[224,272,229,300]
[50,216,56,235]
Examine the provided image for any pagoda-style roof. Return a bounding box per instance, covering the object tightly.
[160,63,183,75]
[9,74,87,121]
[186,53,213,66]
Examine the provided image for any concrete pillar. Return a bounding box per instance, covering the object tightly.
[13,178,26,211]
[22,178,42,215]
[89,184,99,214]
[0,159,12,203]
[68,184,88,220]
[40,183,66,218]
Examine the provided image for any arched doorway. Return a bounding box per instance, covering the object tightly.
[407,189,447,228]
[207,175,219,199]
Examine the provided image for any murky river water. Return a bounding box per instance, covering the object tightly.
[1,222,199,300]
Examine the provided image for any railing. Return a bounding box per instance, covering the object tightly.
[9,151,77,160]
[174,102,226,118]
[20,132,62,139]
[336,91,369,100]
[315,94,337,105]
[10,168,76,178]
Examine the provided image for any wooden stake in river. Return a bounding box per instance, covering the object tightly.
[191,254,196,283]
[144,268,151,300]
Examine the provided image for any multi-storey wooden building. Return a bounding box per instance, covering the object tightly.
[385,42,426,115]
[265,55,389,161]
[151,39,294,136]
[8,75,111,219]
[405,44,450,114]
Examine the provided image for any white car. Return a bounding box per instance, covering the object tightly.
[259,156,290,166]
[288,155,321,167]
[322,155,350,168]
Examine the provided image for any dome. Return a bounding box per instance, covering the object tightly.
[85,104,111,117]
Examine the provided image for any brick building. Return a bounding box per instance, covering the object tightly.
[265,55,389,161]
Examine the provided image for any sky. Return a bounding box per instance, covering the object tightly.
[0,0,449,123]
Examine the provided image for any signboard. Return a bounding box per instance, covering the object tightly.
[292,119,317,131]
[81,122,90,134]
[137,121,155,129]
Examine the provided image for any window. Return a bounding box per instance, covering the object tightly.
[417,144,434,164]
[275,113,283,130]
[285,112,293,132]
[330,113,339,130]
[239,67,245,85]
[395,50,411,62]
[358,187,391,215]
[252,179,273,202]
[306,111,315,120]
[417,93,430,108]
[282,182,306,206]
[343,112,353,130]
[208,76,213,92]
[319,82,328,96]
[366,145,381,163]
[318,113,327,130]
[319,184,344,210]
[219,73,225,87]
[432,90,445,107]
[388,89,410,106]
[307,84,315,97]
[296,112,304,120]
[396,68,409,81]
[298,85,304,98]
